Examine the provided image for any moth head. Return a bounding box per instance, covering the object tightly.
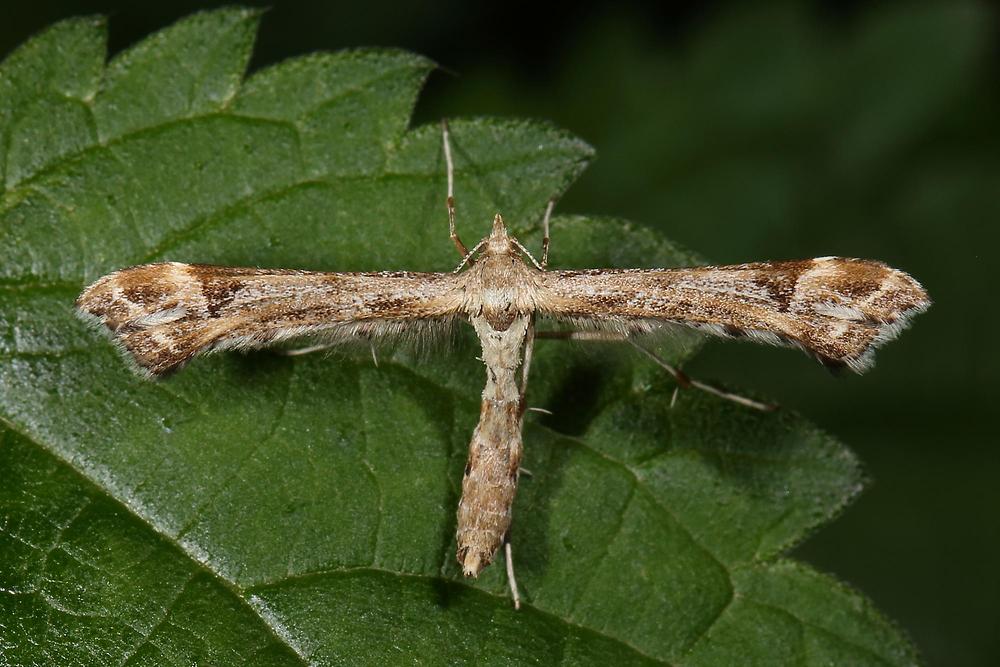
[484,213,515,255]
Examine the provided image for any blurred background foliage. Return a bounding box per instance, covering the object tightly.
[3,1,996,664]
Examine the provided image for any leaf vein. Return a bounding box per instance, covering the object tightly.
[747,596,901,667]
[568,482,636,617]
[114,570,199,667]
[357,369,384,566]
[174,364,296,544]
[0,114,294,208]
[551,430,729,574]
[0,414,311,667]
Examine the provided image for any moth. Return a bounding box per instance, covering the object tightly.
[76,121,930,609]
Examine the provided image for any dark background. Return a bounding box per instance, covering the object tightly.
[3,1,996,664]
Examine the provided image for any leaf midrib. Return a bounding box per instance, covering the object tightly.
[0,363,686,666]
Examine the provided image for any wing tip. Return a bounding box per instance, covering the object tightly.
[75,268,196,379]
[822,291,930,374]
[75,305,163,379]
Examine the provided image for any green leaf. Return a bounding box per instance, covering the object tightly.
[0,10,918,665]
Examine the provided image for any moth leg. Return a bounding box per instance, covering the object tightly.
[535,331,777,412]
[535,331,628,342]
[504,539,522,610]
[278,342,380,368]
[276,343,336,357]
[541,197,555,269]
[509,198,554,271]
[522,319,562,417]
[441,119,469,258]
[505,320,532,612]
[536,329,690,379]
[627,340,777,412]
[519,317,536,403]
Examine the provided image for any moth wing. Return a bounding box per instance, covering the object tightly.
[535,258,929,372]
[77,262,464,376]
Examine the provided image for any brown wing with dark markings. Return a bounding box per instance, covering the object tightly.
[77,262,464,376]
[536,257,930,372]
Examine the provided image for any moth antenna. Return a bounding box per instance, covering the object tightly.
[511,238,544,271]
[453,238,487,273]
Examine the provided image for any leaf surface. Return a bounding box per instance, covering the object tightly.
[0,10,918,665]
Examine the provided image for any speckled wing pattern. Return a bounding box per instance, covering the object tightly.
[76,262,464,376]
[536,257,930,372]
